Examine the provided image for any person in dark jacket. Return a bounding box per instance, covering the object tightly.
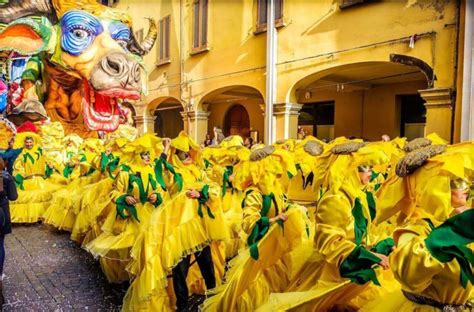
[0,138,22,175]
[0,157,18,306]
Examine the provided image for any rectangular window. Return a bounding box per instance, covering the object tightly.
[158,15,171,65]
[256,0,284,34]
[191,0,209,55]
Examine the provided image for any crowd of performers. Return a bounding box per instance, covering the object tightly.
[1,119,473,312]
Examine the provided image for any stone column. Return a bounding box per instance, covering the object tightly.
[180,110,210,144]
[133,115,156,135]
[273,103,303,141]
[418,88,453,142]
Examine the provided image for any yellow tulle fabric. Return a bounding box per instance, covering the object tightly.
[201,207,310,311]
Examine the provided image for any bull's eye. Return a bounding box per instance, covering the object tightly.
[72,29,88,40]
[60,10,104,56]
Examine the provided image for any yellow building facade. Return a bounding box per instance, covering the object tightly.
[117,0,466,144]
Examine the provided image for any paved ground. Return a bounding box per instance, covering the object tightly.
[3,224,127,311]
[2,224,205,311]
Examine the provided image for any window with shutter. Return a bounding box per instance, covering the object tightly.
[191,0,209,55]
[158,15,171,65]
[255,0,284,34]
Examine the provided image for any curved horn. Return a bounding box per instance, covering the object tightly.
[0,0,56,24]
[127,18,158,57]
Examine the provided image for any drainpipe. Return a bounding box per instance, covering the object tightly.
[180,0,191,132]
[460,0,473,141]
[265,0,276,144]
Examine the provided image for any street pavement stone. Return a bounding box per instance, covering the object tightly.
[3,224,127,311]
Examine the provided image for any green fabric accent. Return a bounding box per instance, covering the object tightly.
[340,246,385,286]
[370,171,379,182]
[63,164,74,178]
[115,194,140,222]
[371,237,395,255]
[129,174,154,205]
[204,159,212,169]
[352,198,368,246]
[365,191,376,221]
[44,166,53,178]
[287,170,294,179]
[151,192,163,208]
[79,154,87,162]
[425,209,474,288]
[23,152,35,165]
[106,157,120,179]
[66,151,75,159]
[373,183,382,191]
[34,148,42,161]
[100,153,114,173]
[15,174,24,190]
[197,184,214,219]
[85,167,96,176]
[221,166,234,197]
[247,192,280,260]
[153,158,168,191]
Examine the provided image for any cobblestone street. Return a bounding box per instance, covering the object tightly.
[3,225,127,311]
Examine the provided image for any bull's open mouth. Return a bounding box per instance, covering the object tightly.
[82,80,140,132]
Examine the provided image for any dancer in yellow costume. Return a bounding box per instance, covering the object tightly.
[122,131,228,311]
[258,141,399,311]
[10,132,62,223]
[85,134,166,283]
[201,145,310,311]
[72,125,139,244]
[71,137,131,244]
[202,135,250,259]
[362,142,474,311]
[42,138,103,231]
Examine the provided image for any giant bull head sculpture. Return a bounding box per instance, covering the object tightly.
[0,0,157,136]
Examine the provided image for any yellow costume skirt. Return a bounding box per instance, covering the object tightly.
[122,190,228,310]
[71,177,114,244]
[10,177,62,223]
[201,206,310,312]
[43,172,101,231]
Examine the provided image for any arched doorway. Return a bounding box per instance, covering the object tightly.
[224,104,250,137]
[152,101,183,138]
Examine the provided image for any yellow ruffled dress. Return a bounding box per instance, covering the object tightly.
[10,132,62,223]
[361,141,474,311]
[71,152,124,244]
[258,142,400,311]
[201,146,311,311]
[43,142,103,231]
[122,132,229,311]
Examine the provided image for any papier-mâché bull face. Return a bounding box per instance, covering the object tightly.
[0,0,157,135]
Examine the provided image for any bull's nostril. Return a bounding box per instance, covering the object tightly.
[133,65,141,82]
[107,58,121,74]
